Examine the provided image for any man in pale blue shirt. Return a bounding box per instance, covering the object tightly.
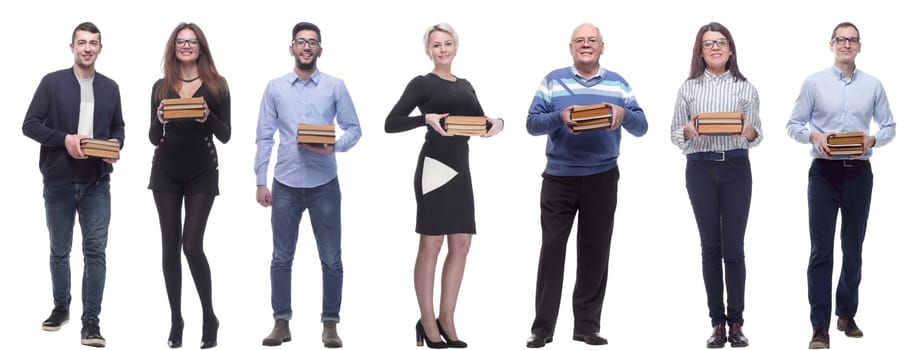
[254,22,361,349]
[786,22,895,350]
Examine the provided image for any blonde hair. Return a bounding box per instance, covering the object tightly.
[423,23,458,56]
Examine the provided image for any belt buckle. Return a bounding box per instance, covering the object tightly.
[714,151,726,161]
[843,159,855,167]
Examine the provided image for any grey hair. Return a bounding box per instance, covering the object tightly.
[423,23,458,56]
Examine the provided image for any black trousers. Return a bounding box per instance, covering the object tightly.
[531,167,619,336]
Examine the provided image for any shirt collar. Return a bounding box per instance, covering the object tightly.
[286,69,322,86]
[570,66,605,84]
[830,65,858,83]
[703,69,732,81]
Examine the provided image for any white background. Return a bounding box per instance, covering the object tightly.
[1,0,913,349]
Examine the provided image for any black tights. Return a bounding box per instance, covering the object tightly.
[153,191,217,326]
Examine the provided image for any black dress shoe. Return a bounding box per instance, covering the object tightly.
[707,324,726,348]
[808,328,829,349]
[837,317,863,338]
[416,320,448,348]
[168,318,184,348]
[436,319,467,348]
[573,332,608,345]
[200,316,219,349]
[526,334,553,348]
[727,323,748,348]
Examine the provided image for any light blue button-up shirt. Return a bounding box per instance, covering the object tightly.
[787,65,895,159]
[255,70,361,188]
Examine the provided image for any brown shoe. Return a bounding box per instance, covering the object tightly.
[728,323,748,347]
[837,317,863,338]
[262,319,291,346]
[322,321,342,348]
[707,324,727,348]
[808,328,829,349]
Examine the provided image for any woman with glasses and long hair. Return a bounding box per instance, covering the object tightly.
[385,23,503,349]
[149,22,231,349]
[669,22,762,349]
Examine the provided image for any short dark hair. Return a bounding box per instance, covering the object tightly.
[72,22,100,43]
[292,22,321,42]
[831,22,860,40]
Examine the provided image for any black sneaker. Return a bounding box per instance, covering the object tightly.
[42,305,70,331]
[81,318,106,347]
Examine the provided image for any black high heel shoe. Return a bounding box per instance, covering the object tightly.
[415,320,448,348]
[168,318,184,348]
[200,316,219,349]
[436,319,467,348]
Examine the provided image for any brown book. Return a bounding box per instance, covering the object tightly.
[828,146,864,156]
[297,135,336,145]
[163,109,205,120]
[697,111,742,119]
[697,123,742,135]
[80,139,120,159]
[298,123,335,131]
[445,116,486,125]
[448,129,487,137]
[298,130,336,136]
[571,104,611,121]
[697,118,742,124]
[162,97,205,106]
[447,124,487,131]
[163,104,204,111]
[573,121,612,131]
[827,131,864,146]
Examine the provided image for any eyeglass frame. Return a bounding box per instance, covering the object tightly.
[571,37,601,47]
[292,38,321,48]
[701,39,729,49]
[832,36,860,45]
[175,39,200,47]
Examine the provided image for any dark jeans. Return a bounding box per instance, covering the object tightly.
[43,181,111,320]
[807,159,872,329]
[531,167,619,337]
[685,156,751,326]
[270,178,343,322]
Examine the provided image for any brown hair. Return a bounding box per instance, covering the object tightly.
[157,22,228,101]
[687,22,746,82]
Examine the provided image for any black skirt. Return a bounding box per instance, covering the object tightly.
[413,136,475,235]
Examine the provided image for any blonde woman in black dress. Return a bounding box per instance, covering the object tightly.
[385,23,504,349]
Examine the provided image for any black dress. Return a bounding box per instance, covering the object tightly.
[148,79,231,195]
[385,74,486,235]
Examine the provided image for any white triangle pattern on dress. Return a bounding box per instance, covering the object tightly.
[421,156,458,195]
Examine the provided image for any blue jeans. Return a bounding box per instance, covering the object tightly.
[43,181,111,321]
[807,159,872,329]
[685,156,752,326]
[270,178,342,322]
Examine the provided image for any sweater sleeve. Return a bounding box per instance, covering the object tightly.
[384,76,428,133]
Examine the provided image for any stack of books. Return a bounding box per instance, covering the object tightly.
[80,139,120,159]
[696,112,742,135]
[445,116,487,136]
[571,104,611,131]
[162,97,205,121]
[297,123,336,145]
[827,131,865,155]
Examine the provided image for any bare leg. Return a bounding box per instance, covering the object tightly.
[438,234,471,340]
[415,235,445,342]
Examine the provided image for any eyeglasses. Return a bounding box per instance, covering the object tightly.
[292,38,321,48]
[702,39,729,49]
[175,39,200,47]
[572,37,601,46]
[832,36,860,45]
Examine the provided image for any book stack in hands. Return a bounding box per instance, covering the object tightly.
[80,139,120,159]
[162,97,205,121]
[571,104,611,131]
[696,112,742,135]
[826,131,865,156]
[297,123,336,145]
[445,116,487,136]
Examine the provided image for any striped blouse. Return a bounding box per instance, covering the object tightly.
[670,70,763,154]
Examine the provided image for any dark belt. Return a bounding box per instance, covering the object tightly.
[814,158,870,168]
[686,149,748,161]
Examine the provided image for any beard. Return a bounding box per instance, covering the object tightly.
[295,56,317,71]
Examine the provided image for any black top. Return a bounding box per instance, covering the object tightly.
[148,79,231,146]
[384,73,485,137]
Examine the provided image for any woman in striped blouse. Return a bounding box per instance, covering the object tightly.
[670,22,762,349]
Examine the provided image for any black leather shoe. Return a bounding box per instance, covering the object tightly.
[436,319,467,348]
[727,323,748,347]
[416,320,448,348]
[808,328,829,349]
[42,305,69,331]
[837,317,863,338]
[200,316,218,349]
[573,332,608,345]
[168,318,184,348]
[526,334,552,348]
[707,324,726,348]
[80,318,106,347]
